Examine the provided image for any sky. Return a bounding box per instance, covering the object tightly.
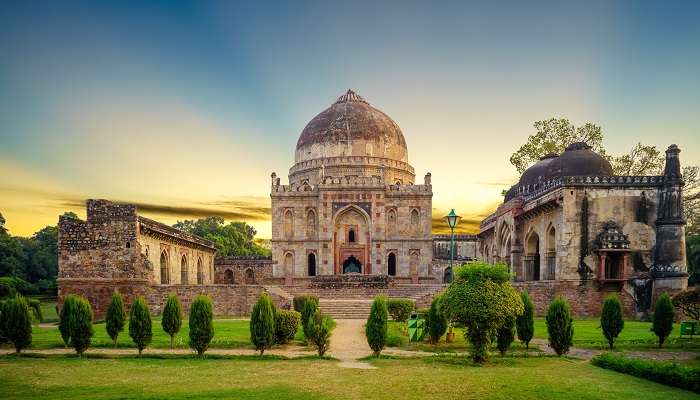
[1,0,699,238]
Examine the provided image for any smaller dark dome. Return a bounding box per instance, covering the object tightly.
[546,142,613,177]
[518,153,559,189]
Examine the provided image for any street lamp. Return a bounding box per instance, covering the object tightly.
[444,209,461,283]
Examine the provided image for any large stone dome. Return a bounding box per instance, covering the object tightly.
[295,90,408,163]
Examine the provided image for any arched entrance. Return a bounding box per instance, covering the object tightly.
[387,252,396,276]
[307,253,316,276]
[343,255,362,274]
[223,269,234,284]
[160,250,169,284]
[333,205,370,275]
[526,231,540,281]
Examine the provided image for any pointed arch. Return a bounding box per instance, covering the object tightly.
[545,223,556,280]
[284,209,294,239]
[160,250,169,284]
[307,252,317,276]
[386,208,397,236]
[180,254,189,284]
[197,257,204,284]
[306,209,317,239]
[387,252,397,276]
[525,230,541,281]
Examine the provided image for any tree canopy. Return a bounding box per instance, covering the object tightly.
[173,217,270,257]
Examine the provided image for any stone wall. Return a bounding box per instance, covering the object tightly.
[214,257,274,284]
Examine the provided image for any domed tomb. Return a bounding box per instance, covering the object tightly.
[546,142,613,178]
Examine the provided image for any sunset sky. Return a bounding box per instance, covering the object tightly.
[1,1,699,238]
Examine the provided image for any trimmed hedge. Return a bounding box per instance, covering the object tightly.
[592,353,700,393]
[653,293,675,348]
[1,296,32,353]
[162,293,183,350]
[128,296,152,356]
[293,295,319,313]
[189,295,214,357]
[275,309,300,344]
[70,296,94,356]
[600,294,624,350]
[250,292,276,355]
[106,292,126,348]
[546,297,573,356]
[387,298,414,322]
[366,296,388,356]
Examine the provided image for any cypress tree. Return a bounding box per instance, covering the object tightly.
[600,294,624,350]
[546,297,574,356]
[250,292,275,355]
[516,291,534,350]
[307,310,333,356]
[1,296,32,354]
[189,295,214,357]
[301,299,318,343]
[58,295,77,347]
[426,295,447,347]
[497,316,516,356]
[162,293,183,349]
[128,296,152,356]
[70,296,94,357]
[105,292,126,348]
[652,293,675,348]
[365,296,388,357]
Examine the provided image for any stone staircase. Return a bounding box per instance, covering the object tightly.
[319,299,374,319]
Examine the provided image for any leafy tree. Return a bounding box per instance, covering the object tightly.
[652,293,675,348]
[105,292,126,348]
[545,297,574,356]
[600,294,624,350]
[516,291,534,350]
[441,261,524,363]
[307,310,334,357]
[611,143,664,176]
[1,296,32,354]
[365,296,388,356]
[672,287,700,322]
[250,292,275,355]
[173,217,270,257]
[70,296,94,356]
[425,295,447,347]
[128,296,152,356]
[301,299,319,342]
[275,309,300,344]
[162,293,183,349]
[59,295,78,347]
[496,316,516,356]
[189,295,214,357]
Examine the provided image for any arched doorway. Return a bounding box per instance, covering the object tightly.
[223,269,234,284]
[307,253,316,276]
[387,252,396,276]
[526,231,540,281]
[160,250,169,284]
[333,205,369,275]
[343,255,362,274]
[180,255,189,284]
[244,268,255,284]
[197,257,204,284]
[546,226,556,280]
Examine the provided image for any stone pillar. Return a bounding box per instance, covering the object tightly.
[623,253,631,278]
[598,253,607,280]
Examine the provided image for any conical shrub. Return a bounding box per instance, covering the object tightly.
[70,296,94,356]
[128,296,152,356]
[250,292,275,355]
[365,296,388,356]
[105,292,126,348]
[516,291,534,350]
[162,293,183,349]
[600,294,624,350]
[189,295,214,357]
[652,293,674,348]
[1,296,32,354]
[546,297,573,356]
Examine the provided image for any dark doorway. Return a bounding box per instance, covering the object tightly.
[387,252,396,276]
[343,255,362,274]
[308,253,316,276]
[223,269,234,284]
[348,229,356,243]
[605,253,623,280]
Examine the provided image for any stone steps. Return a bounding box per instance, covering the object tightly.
[319,299,373,319]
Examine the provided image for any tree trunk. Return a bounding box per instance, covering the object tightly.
[170,335,174,350]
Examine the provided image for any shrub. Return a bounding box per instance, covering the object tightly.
[27,298,42,323]
[672,287,700,322]
[58,295,78,347]
[70,296,94,356]
[600,294,624,350]
[275,309,300,344]
[365,296,388,356]
[387,298,415,322]
[0,280,17,299]
[307,310,334,356]
[0,300,8,343]
[497,316,515,356]
[162,293,183,349]
[1,296,32,354]
[293,295,319,313]
[128,296,152,356]
[546,297,574,356]
[441,261,524,363]
[516,291,534,350]
[105,292,126,348]
[189,295,214,357]
[0,277,35,297]
[592,353,700,393]
[653,293,674,348]
[301,299,319,342]
[425,295,447,346]
[250,292,275,355]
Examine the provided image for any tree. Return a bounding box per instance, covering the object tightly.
[611,143,664,176]
[365,296,388,357]
[496,316,516,356]
[652,293,675,348]
[686,233,700,285]
[672,287,700,322]
[1,296,32,354]
[250,292,275,355]
[545,297,574,356]
[301,299,319,343]
[128,296,152,356]
[516,291,534,350]
[425,295,448,347]
[70,296,94,356]
[600,294,625,350]
[105,292,126,348]
[162,293,183,349]
[58,295,77,347]
[441,261,524,363]
[386,298,415,322]
[275,309,300,345]
[307,310,333,357]
[189,295,214,357]
[173,217,270,257]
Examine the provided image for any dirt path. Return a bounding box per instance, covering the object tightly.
[530,338,698,362]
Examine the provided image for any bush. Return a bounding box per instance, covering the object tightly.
[425,295,447,346]
[250,292,275,355]
[301,299,319,342]
[497,316,515,356]
[0,280,17,299]
[70,296,94,356]
[0,300,8,343]
[128,296,152,356]
[58,295,78,347]
[189,295,214,357]
[441,261,524,363]
[672,287,699,322]
[275,309,300,344]
[600,294,624,350]
[105,292,126,348]
[162,293,183,349]
[0,277,36,297]
[653,293,675,348]
[592,353,700,394]
[516,291,534,350]
[307,310,334,357]
[387,298,415,322]
[293,295,319,313]
[0,296,32,354]
[365,296,388,356]
[546,297,574,356]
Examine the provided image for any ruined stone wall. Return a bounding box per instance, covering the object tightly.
[214,257,274,284]
[138,232,216,284]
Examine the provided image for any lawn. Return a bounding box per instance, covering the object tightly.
[0,356,697,399]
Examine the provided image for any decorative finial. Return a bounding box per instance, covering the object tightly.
[334,89,368,105]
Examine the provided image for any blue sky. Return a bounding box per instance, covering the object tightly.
[1,1,699,236]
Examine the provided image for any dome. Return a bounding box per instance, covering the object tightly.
[295,90,408,163]
[518,153,559,189]
[546,142,613,177]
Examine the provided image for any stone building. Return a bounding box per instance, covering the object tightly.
[478,143,688,315]
[270,90,435,284]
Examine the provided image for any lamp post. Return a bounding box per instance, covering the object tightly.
[444,209,461,283]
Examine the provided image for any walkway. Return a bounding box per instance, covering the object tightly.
[531,338,698,362]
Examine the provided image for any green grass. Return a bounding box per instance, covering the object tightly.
[38,300,58,323]
[0,356,698,399]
